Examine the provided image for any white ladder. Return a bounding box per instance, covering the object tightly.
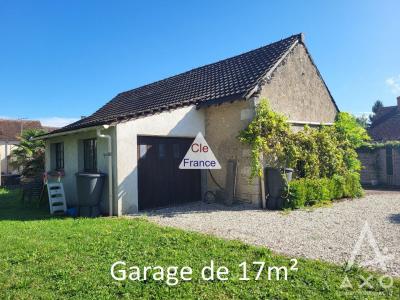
[47,182,67,214]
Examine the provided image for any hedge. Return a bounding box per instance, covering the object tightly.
[286,172,363,209]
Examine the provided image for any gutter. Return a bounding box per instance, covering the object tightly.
[97,125,114,217]
[32,125,104,140]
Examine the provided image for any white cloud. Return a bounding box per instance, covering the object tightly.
[354,111,372,117]
[39,117,79,127]
[386,75,400,95]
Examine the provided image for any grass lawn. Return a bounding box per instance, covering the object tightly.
[0,188,399,299]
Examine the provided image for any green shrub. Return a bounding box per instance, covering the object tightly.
[287,172,363,209]
[331,174,345,199]
[285,180,307,208]
[238,99,366,209]
[239,99,370,180]
[344,172,364,198]
[304,178,332,205]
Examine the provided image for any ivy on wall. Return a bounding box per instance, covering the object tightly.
[358,141,400,152]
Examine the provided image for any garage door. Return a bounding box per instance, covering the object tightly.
[137,136,201,210]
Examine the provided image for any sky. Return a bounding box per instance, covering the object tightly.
[0,0,399,127]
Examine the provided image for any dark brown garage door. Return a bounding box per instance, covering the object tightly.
[137,136,201,210]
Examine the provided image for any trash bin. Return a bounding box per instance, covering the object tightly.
[282,168,293,182]
[75,172,106,217]
[264,167,293,210]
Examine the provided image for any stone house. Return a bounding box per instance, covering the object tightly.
[38,33,338,215]
[358,96,400,186]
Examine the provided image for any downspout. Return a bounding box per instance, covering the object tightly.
[97,125,114,217]
[5,140,8,175]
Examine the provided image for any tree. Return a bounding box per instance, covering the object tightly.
[369,100,384,125]
[10,128,46,177]
[355,114,369,129]
[372,100,383,113]
[333,112,370,173]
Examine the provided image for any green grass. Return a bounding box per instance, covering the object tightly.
[0,188,399,299]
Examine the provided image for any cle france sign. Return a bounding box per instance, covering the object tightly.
[179,132,221,169]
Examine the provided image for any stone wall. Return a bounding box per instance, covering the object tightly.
[359,150,380,185]
[204,100,259,204]
[259,43,338,123]
[358,148,400,186]
[392,148,400,185]
[204,43,338,206]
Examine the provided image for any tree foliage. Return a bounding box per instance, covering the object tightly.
[355,114,369,129]
[372,100,383,114]
[10,128,46,177]
[369,100,384,125]
[238,99,370,179]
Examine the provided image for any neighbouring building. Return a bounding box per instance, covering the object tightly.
[0,119,56,184]
[359,96,400,186]
[38,33,338,215]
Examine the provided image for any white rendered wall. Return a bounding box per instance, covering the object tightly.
[115,105,205,215]
[0,141,18,175]
[44,127,116,214]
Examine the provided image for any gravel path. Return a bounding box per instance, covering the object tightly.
[143,190,400,276]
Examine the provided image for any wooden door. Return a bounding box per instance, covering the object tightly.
[137,136,201,210]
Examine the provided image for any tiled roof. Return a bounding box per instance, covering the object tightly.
[0,120,45,141]
[51,34,310,135]
[369,106,400,141]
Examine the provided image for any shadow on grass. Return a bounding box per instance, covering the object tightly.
[0,188,54,221]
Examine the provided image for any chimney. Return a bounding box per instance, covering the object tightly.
[397,96,400,110]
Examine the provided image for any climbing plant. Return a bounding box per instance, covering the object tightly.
[238,99,370,180]
[237,100,296,178]
[358,140,400,152]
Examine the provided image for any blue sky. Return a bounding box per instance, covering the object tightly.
[1,0,399,126]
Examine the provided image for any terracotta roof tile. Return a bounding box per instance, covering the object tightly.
[369,108,400,141]
[0,120,56,140]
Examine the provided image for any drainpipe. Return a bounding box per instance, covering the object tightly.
[97,125,113,217]
[5,140,8,175]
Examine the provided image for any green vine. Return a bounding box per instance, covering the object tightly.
[358,140,400,152]
[238,98,370,180]
[238,99,295,178]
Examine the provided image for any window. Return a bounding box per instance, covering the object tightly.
[386,146,393,176]
[83,139,97,172]
[55,143,64,170]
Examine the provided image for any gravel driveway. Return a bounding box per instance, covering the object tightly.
[144,190,400,276]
